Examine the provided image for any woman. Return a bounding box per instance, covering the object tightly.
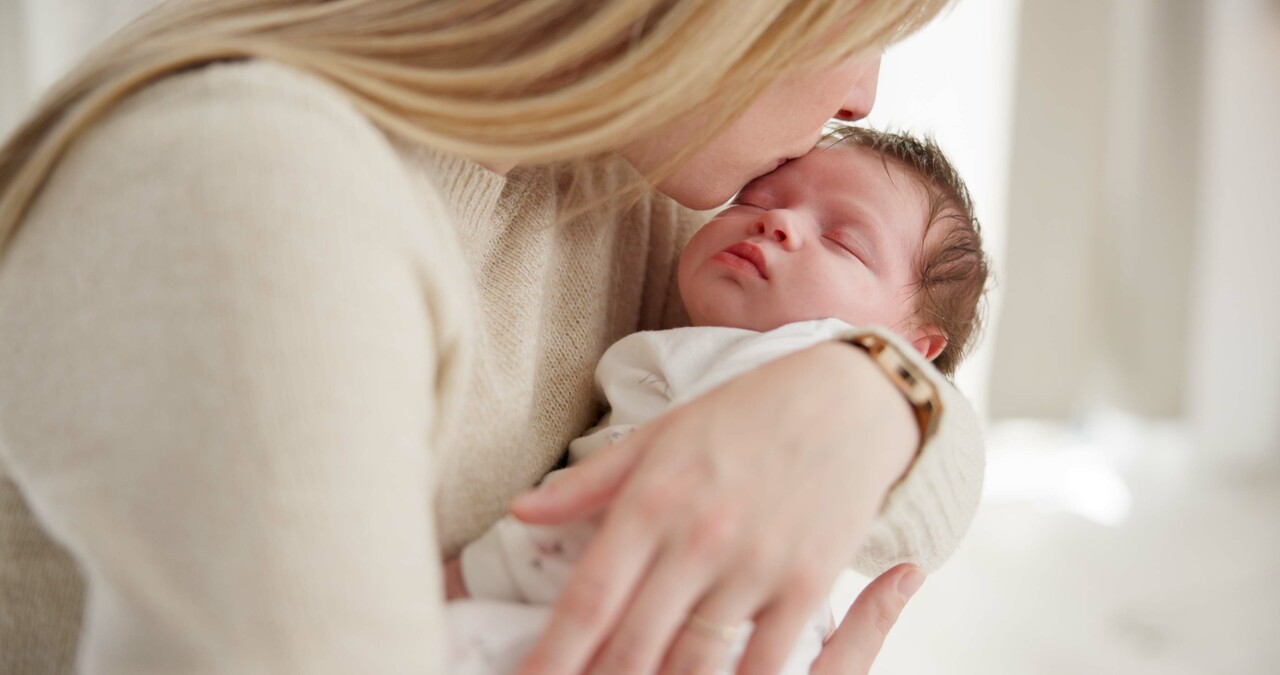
[0,1,984,674]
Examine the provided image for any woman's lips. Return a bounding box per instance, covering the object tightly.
[713,242,769,279]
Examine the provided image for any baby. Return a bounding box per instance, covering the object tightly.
[445,126,990,674]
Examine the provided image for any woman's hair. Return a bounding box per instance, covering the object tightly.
[0,0,951,258]
[826,125,990,377]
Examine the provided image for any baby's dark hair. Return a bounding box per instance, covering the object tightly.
[826,125,990,377]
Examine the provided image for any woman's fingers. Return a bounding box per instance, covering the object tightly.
[808,564,925,675]
[658,612,747,675]
[657,549,787,675]
[585,544,717,675]
[655,566,762,675]
[510,434,645,524]
[735,583,830,675]
[519,343,922,675]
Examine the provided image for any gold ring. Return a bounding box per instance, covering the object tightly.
[685,613,742,644]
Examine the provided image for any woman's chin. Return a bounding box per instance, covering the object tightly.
[653,174,741,211]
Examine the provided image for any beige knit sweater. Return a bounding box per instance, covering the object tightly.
[0,60,984,674]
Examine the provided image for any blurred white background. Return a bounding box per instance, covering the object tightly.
[856,1,1280,673]
[2,0,1278,673]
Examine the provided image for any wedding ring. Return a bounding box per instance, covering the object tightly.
[685,613,742,644]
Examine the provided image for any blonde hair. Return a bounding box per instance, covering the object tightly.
[0,0,950,258]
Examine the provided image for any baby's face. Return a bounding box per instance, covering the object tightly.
[678,143,930,333]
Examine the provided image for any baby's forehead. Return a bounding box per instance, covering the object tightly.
[782,142,911,182]
[817,141,917,181]
[782,143,932,205]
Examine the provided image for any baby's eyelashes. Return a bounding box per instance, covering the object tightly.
[823,234,856,254]
[823,232,872,266]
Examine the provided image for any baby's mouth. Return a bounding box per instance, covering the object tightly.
[717,242,769,279]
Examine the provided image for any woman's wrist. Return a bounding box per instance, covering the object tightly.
[844,332,943,443]
[803,341,920,485]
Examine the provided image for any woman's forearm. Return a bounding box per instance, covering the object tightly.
[812,328,987,576]
[802,340,921,490]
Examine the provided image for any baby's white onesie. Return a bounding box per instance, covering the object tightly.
[448,319,877,674]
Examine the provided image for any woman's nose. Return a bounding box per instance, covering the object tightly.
[834,54,882,122]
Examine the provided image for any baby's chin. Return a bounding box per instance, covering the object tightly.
[684,302,795,332]
[689,304,868,333]
[683,299,747,330]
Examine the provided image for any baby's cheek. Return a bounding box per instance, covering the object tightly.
[812,280,878,325]
[797,279,848,316]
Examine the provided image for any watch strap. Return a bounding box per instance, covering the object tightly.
[846,332,943,444]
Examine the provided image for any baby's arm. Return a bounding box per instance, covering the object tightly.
[451,425,636,604]
[453,486,600,604]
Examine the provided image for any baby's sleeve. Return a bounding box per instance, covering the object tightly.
[460,498,600,605]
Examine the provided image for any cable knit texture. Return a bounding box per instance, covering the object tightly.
[0,60,984,674]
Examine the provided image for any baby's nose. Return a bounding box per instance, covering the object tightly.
[747,221,788,243]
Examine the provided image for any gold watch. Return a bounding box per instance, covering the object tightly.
[846,333,943,443]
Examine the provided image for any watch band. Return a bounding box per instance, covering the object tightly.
[846,333,943,443]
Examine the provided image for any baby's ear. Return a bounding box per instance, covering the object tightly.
[909,327,947,362]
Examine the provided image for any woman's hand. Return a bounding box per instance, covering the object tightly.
[511,342,920,675]
[810,564,924,674]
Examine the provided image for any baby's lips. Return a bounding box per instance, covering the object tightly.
[722,241,769,279]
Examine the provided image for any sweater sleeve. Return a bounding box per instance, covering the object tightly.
[0,62,471,674]
[861,399,985,574]
[819,325,986,576]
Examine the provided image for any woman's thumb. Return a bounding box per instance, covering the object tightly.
[509,436,644,524]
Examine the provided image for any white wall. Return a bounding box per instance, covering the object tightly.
[985,0,1279,460]
[1185,0,1280,462]
[987,0,1204,421]
[0,0,165,136]
[0,0,32,137]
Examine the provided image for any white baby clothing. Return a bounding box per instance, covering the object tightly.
[450,318,897,673]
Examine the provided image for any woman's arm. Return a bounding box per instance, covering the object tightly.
[0,62,470,673]
[511,341,926,673]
